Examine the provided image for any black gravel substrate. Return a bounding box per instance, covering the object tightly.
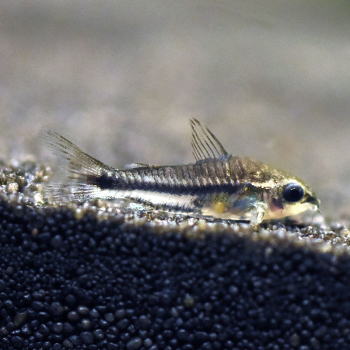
[1,199,350,350]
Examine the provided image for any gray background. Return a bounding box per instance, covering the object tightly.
[0,1,349,216]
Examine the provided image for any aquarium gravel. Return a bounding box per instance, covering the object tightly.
[1,160,350,350]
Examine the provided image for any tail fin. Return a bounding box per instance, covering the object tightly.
[40,130,114,203]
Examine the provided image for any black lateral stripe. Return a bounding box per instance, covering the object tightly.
[90,160,241,195]
[94,172,240,195]
[87,173,118,189]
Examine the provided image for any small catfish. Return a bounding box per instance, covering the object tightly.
[41,119,320,224]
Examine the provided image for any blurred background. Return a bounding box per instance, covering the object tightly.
[0,0,349,216]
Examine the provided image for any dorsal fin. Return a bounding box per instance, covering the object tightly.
[190,118,229,161]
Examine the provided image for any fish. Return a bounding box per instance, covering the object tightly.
[41,119,320,224]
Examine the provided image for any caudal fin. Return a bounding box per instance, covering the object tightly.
[40,130,114,203]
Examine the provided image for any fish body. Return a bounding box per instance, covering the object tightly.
[42,119,319,224]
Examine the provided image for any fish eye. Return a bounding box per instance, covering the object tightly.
[283,183,304,203]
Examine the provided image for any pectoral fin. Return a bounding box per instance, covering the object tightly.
[250,202,268,225]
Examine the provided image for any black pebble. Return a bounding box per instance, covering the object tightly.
[0,197,350,350]
[126,336,142,350]
[11,335,24,348]
[49,302,64,316]
[137,315,152,330]
[80,331,94,345]
[0,280,6,292]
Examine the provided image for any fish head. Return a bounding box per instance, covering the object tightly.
[226,157,320,222]
[228,157,320,220]
[261,172,320,221]
[199,157,320,223]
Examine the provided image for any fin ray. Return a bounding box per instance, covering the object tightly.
[40,130,113,202]
[190,119,229,161]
